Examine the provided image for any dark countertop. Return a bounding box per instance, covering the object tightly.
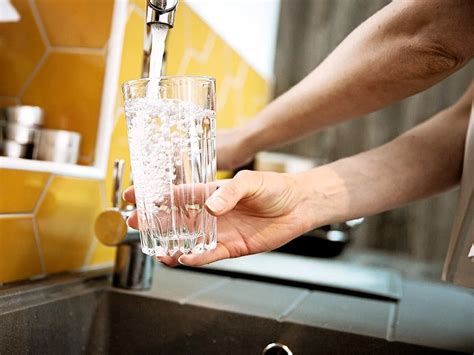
[0,253,473,354]
[139,253,473,353]
[336,247,445,281]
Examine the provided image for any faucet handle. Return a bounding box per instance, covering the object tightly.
[95,210,129,246]
[95,159,139,247]
[112,159,125,209]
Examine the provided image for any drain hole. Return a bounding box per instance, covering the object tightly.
[262,343,293,355]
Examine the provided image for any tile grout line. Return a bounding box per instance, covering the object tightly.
[277,289,311,321]
[125,3,135,22]
[129,3,146,18]
[180,278,231,305]
[28,0,50,48]
[32,174,53,215]
[21,0,51,98]
[29,173,52,277]
[217,61,248,112]
[50,46,106,56]
[0,213,34,219]
[176,33,216,75]
[17,49,49,99]
[102,39,110,57]
[31,215,47,277]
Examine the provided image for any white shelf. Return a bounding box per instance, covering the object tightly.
[0,1,129,182]
[0,156,104,179]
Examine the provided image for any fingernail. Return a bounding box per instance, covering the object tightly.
[206,196,226,213]
[178,256,186,265]
[122,189,130,200]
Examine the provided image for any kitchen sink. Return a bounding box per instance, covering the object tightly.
[0,259,471,354]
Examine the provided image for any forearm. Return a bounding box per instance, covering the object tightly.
[242,0,473,154]
[299,88,471,228]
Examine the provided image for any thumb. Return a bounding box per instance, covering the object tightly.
[205,170,262,216]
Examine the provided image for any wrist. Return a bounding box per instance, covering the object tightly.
[234,123,262,160]
[294,164,350,229]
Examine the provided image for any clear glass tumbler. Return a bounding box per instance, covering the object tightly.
[122,76,217,256]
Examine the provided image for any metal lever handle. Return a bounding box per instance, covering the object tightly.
[95,160,152,291]
[95,159,139,246]
[112,159,125,209]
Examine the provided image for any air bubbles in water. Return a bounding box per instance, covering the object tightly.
[124,97,217,256]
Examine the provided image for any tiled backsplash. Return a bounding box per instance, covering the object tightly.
[0,0,270,285]
[0,0,113,165]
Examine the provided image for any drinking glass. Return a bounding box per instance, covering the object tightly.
[122,76,217,256]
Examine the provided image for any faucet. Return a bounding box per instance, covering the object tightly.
[95,160,153,290]
[142,0,179,77]
[146,0,178,27]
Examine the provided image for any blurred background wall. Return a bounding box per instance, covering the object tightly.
[274,0,473,267]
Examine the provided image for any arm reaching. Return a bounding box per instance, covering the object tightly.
[218,0,474,170]
[302,84,472,228]
[175,85,471,266]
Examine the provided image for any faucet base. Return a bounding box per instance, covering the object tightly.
[113,243,154,290]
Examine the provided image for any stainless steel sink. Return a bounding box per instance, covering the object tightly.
[1,264,469,355]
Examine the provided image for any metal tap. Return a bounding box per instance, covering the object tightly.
[95,160,153,290]
[142,0,179,77]
[146,0,178,27]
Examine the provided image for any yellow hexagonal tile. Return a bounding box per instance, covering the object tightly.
[165,2,270,130]
[22,52,105,166]
[0,217,43,284]
[88,242,116,266]
[216,62,270,129]
[0,0,45,96]
[105,113,131,207]
[166,3,212,77]
[36,176,104,274]
[0,169,50,214]
[35,0,114,48]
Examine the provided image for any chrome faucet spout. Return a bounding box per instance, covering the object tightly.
[146,0,178,27]
[142,0,178,77]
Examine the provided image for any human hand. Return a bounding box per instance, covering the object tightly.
[123,170,315,266]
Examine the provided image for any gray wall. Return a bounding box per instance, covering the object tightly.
[274,0,473,262]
